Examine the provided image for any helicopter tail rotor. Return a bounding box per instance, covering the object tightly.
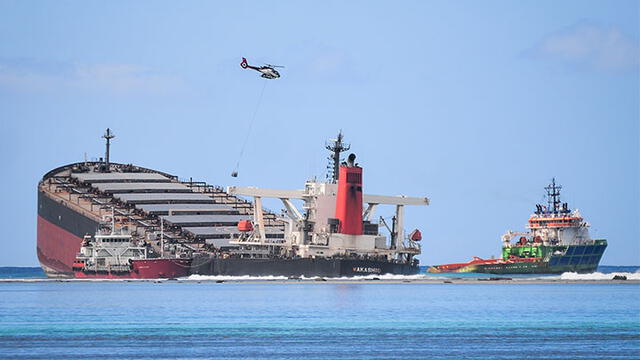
[240,57,248,69]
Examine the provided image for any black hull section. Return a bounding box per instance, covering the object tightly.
[38,191,100,238]
[192,256,419,277]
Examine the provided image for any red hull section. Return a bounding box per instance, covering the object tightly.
[430,257,502,272]
[37,216,84,276]
[429,256,542,273]
[74,258,192,279]
[133,258,192,278]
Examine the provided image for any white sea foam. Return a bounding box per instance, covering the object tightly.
[187,274,289,281]
[557,271,640,281]
[324,273,431,281]
[185,273,433,282]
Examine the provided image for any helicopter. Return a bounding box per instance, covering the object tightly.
[240,57,283,79]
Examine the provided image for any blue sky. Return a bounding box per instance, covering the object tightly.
[0,1,638,266]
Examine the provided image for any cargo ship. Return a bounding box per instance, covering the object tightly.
[428,179,607,274]
[38,129,428,278]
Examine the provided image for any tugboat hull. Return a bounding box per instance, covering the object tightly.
[428,242,608,274]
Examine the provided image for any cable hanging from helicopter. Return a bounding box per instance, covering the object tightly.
[231,57,284,178]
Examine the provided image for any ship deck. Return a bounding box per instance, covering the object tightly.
[39,162,285,258]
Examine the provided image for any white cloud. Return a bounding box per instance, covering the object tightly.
[528,22,639,71]
[0,59,186,95]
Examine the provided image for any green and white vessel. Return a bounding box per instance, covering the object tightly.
[429,179,607,274]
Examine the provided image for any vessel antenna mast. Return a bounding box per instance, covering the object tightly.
[325,131,350,183]
[545,178,562,214]
[102,128,116,172]
[102,128,115,172]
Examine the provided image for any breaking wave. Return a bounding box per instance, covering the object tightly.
[557,271,640,281]
[187,274,289,281]
[326,273,431,281]
[186,273,432,282]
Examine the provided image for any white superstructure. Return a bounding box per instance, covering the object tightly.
[227,160,429,263]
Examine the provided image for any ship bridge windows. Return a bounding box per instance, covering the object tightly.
[100,238,129,243]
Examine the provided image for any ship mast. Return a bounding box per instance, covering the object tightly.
[325,131,350,183]
[102,128,115,172]
[545,178,562,214]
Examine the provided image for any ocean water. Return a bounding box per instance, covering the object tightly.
[0,271,638,359]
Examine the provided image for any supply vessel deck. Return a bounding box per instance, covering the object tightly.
[428,179,607,274]
[38,130,428,278]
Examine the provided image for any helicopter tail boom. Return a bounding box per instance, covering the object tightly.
[241,57,261,71]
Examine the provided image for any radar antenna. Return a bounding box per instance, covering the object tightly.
[325,131,350,183]
[545,178,562,214]
[102,128,115,172]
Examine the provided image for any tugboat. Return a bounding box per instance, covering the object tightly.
[72,212,191,279]
[428,179,607,274]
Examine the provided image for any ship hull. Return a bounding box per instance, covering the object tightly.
[191,256,419,277]
[433,261,600,274]
[38,185,418,278]
[428,242,607,274]
[74,259,192,279]
[37,191,100,277]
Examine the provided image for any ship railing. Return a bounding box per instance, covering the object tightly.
[42,161,179,183]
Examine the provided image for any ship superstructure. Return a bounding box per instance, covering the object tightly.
[73,213,147,274]
[429,179,607,274]
[191,140,429,276]
[223,152,427,265]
